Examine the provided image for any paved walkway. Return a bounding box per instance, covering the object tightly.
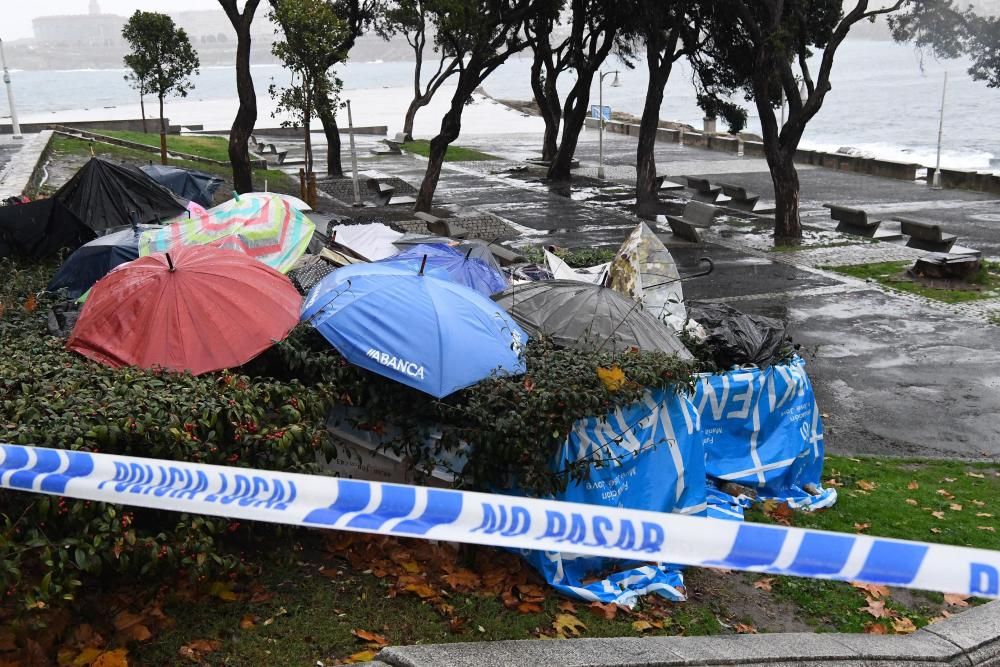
[271,129,1000,461]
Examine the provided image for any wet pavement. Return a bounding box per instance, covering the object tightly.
[280,129,1000,461]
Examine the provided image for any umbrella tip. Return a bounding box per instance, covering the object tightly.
[165,253,176,273]
[232,190,240,202]
[419,255,428,276]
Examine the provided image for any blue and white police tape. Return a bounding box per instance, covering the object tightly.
[1,443,998,598]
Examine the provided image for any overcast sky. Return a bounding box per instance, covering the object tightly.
[2,1,222,41]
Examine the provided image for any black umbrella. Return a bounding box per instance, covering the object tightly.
[0,199,95,261]
[141,165,224,208]
[493,280,692,359]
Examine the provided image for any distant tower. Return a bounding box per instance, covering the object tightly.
[89,0,100,15]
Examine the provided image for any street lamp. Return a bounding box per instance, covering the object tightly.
[0,38,23,140]
[597,69,620,179]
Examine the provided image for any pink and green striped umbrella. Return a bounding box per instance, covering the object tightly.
[139,194,314,274]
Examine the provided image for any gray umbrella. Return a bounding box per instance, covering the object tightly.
[393,234,505,275]
[493,280,692,359]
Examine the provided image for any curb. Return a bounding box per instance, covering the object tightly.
[366,599,999,666]
[0,131,52,199]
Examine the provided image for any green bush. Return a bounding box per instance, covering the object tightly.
[0,259,694,612]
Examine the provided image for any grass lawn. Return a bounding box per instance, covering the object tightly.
[402,139,497,162]
[93,129,232,163]
[47,134,296,196]
[31,455,989,666]
[827,260,1000,303]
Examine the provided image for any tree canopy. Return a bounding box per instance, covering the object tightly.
[122,11,200,107]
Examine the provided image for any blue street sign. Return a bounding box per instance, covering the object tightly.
[590,105,611,121]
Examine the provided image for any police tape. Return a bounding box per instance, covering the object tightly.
[1,443,998,598]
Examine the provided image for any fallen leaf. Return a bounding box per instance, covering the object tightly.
[441,569,481,591]
[930,528,942,534]
[239,615,256,630]
[447,617,465,634]
[596,366,626,392]
[864,623,888,635]
[351,629,388,647]
[71,647,104,666]
[860,599,892,619]
[402,582,438,599]
[936,489,955,500]
[112,611,143,632]
[91,649,128,667]
[631,620,655,633]
[972,500,986,507]
[891,617,917,634]
[978,526,996,532]
[976,512,993,518]
[905,498,918,506]
[965,472,985,479]
[588,601,619,620]
[824,478,843,488]
[342,650,378,664]
[552,614,587,638]
[753,577,774,592]
[907,481,919,490]
[24,294,37,313]
[949,503,963,511]
[854,522,871,533]
[734,622,758,634]
[523,376,535,392]
[556,600,577,613]
[179,639,221,662]
[931,511,945,520]
[942,477,956,483]
[943,593,970,607]
[516,602,543,614]
[208,581,238,602]
[856,480,877,491]
[120,624,151,642]
[852,582,889,599]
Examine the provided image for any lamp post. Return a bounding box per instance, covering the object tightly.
[346,99,361,206]
[0,38,23,140]
[597,69,620,179]
[932,71,948,190]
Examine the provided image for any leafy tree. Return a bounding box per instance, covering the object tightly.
[525,2,570,163]
[269,0,349,174]
[386,0,462,141]
[413,0,551,212]
[890,1,999,87]
[547,0,635,181]
[121,12,200,165]
[219,0,263,195]
[696,1,941,244]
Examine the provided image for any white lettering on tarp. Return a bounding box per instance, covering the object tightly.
[726,372,755,420]
[365,348,426,379]
[697,375,730,420]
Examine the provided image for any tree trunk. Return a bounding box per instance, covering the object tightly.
[402,97,423,140]
[158,95,167,165]
[529,48,560,163]
[768,153,802,244]
[404,31,424,142]
[303,76,313,175]
[140,95,147,133]
[228,25,257,194]
[414,83,471,213]
[547,70,596,181]
[636,37,677,215]
[315,93,343,178]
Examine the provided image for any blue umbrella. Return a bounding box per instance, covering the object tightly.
[301,262,527,398]
[47,224,163,299]
[377,243,508,297]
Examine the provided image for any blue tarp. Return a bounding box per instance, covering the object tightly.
[519,356,835,605]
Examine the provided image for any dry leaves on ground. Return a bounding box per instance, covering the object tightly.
[856,480,877,492]
[905,498,918,506]
[851,582,889,599]
[552,614,587,638]
[943,594,970,607]
[907,481,919,490]
[891,618,917,634]
[733,623,757,634]
[859,598,892,619]
[178,639,221,663]
[864,623,888,635]
[753,577,774,592]
[351,629,388,647]
[588,602,620,620]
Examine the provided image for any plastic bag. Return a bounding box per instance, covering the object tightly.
[688,301,788,369]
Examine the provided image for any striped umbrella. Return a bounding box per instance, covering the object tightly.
[139,194,314,274]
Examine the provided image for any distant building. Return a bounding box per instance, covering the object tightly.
[32,9,126,48]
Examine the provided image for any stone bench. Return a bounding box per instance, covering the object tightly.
[372,132,406,156]
[684,176,722,202]
[654,175,685,192]
[264,143,289,165]
[665,200,718,243]
[896,217,958,252]
[719,183,761,212]
[824,204,882,237]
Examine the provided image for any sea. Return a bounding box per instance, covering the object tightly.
[3,39,998,172]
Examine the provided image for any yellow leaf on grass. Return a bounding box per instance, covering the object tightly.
[931,511,945,520]
[936,489,955,500]
[239,615,256,630]
[597,366,627,392]
[907,481,919,490]
[403,582,438,599]
[753,577,774,592]
[856,480,877,491]
[965,471,985,479]
[71,647,105,666]
[930,527,942,534]
[552,613,587,638]
[978,526,996,532]
[905,499,918,506]
[91,649,129,667]
[208,581,238,601]
[401,561,421,574]
[976,512,993,518]
[343,650,378,664]
[942,477,957,483]
[632,620,655,633]
[854,522,871,533]
[892,617,917,634]
[949,503,963,511]
[972,500,986,507]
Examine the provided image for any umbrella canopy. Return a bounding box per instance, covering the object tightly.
[139,194,315,273]
[302,263,527,398]
[48,224,162,299]
[330,222,403,261]
[492,280,692,360]
[0,199,95,260]
[141,165,224,208]
[243,192,312,212]
[544,249,608,284]
[393,233,505,275]
[54,157,187,233]
[378,243,508,297]
[608,222,687,332]
[67,245,301,375]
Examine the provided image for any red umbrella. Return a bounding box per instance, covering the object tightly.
[67,245,302,375]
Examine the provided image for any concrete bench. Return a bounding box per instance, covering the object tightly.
[264,143,289,165]
[367,179,395,205]
[719,183,760,212]
[896,217,958,252]
[665,200,718,243]
[654,175,685,192]
[684,176,722,202]
[372,132,406,156]
[823,204,882,237]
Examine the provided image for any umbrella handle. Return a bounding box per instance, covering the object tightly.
[419,255,428,276]
[643,257,714,291]
[166,253,175,272]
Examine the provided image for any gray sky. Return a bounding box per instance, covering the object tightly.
[2,1,220,41]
